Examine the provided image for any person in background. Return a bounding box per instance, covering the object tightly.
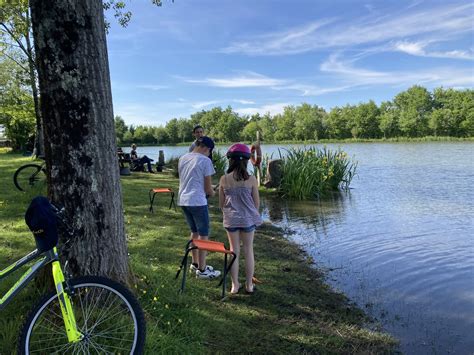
[178,136,221,279]
[189,125,205,152]
[219,143,262,294]
[130,143,154,173]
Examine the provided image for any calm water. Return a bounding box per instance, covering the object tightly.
[130,142,474,354]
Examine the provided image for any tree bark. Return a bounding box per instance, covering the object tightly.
[29,0,129,283]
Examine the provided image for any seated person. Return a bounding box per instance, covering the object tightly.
[130,144,154,173]
[117,147,130,168]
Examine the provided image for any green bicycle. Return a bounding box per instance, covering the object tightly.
[0,196,146,354]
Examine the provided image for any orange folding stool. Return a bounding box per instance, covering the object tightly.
[175,239,236,299]
[149,188,176,213]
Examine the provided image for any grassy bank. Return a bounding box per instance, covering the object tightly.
[0,151,397,353]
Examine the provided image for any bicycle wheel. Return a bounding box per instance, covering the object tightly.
[18,276,146,354]
[13,164,46,192]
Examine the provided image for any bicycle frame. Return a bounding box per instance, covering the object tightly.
[0,247,82,342]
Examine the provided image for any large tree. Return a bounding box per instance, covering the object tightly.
[395,85,433,137]
[29,0,129,283]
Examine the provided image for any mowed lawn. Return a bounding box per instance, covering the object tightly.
[0,150,397,354]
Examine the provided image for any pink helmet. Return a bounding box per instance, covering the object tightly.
[226,143,251,160]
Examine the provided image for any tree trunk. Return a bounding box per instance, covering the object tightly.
[29,0,129,284]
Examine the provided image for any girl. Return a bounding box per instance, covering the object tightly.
[219,143,262,294]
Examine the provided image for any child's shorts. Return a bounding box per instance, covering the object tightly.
[181,205,210,236]
[225,225,256,233]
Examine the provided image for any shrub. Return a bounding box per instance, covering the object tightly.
[278,146,357,199]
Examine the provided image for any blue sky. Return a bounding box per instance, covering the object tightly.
[105,0,474,127]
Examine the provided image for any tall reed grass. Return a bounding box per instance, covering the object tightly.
[278,146,357,199]
[211,149,227,178]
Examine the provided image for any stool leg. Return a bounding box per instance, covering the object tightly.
[218,253,236,287]
[180,254,188,293]
[170,192,176,211]
[175,250,190,280]
[149,191,157,213]
[221,253,228,299]
[177,243,197,294]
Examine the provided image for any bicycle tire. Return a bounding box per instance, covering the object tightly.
[18,275,146,354]
[13,164,46,192]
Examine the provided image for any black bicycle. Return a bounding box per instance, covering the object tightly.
[13,159,46,192]
[0,196,146,354]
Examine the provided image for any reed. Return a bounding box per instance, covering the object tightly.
[278,146,357,199]
[211,149,227,178]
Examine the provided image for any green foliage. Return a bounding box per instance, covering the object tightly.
[395,85,433,137]
[103,0,163,30]
[0,57,35,150]
[114,86,473,145]
[325,105,353,139]
[350,100,381,139]
[114,116,128,143]
[211,149,227,178]
[279,147,357,199]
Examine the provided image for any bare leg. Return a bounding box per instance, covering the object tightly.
[227,230,241,293]
[190,232,199,265]
[198,234,208,270]
[241,231,255,292]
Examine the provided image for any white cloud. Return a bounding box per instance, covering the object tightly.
[136,84,168,91]
[276,83,353,96]
[320,54,474,87]
[222,3,473,56]
[233,99,255,104]
[182,71,285,88]
[394,41,474,60]
[235,103,290,116]
[191,100,220,109]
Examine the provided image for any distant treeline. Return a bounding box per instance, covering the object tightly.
[116,85,473,145]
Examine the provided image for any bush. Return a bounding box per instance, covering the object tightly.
[278,146,357,199]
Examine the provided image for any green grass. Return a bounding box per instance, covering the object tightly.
[0,151,397,353]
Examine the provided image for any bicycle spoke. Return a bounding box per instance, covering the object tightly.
[22,277,144,353]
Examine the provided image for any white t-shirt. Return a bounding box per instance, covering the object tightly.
[178,152,215,206]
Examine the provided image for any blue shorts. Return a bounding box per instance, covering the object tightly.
[225,225,256,233]
[181,206,210,236]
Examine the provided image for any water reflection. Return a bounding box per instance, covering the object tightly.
[261,191,350,236]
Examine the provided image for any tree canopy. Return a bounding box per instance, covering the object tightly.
[115,86,473,146]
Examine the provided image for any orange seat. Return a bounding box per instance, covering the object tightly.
[175,239,236,300]
[191,240,234,254]
[149,188,176,212]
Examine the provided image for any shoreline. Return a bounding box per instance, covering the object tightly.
[116,136,474,148]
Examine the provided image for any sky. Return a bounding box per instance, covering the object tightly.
[105,0,474,127]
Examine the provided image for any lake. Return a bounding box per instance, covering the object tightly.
[127,142,474,354]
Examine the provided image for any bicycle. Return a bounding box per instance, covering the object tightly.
[0,196,146,354]
[13,159,46,192]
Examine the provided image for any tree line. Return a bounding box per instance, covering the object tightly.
[116,85,473,146]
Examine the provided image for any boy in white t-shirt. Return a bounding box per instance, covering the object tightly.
[178,136,221,279]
